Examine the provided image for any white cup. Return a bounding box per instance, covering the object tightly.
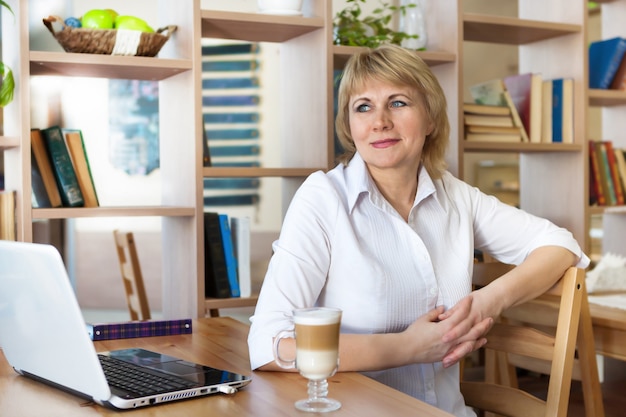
[257,0,303,15]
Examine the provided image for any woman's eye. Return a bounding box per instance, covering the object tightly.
[391,100,407,108]
[356,103,371,112]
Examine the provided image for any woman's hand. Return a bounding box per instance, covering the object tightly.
[436,293,496,368]
[401,296,493,367]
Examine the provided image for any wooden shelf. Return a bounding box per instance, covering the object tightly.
[588,88,626,107]
[201,10,324,43]
[463,142,582,153]
[463,13,581,44]
[333,45,456,69]
[32,206,195,220]
[205,295,259,312]
[29,51,192,80]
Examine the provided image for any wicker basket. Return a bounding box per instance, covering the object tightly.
[42,16,177,57]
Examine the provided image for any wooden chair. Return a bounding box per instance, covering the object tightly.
[466,261,605,417]
[461,265,586,417]
[112,229,151,321]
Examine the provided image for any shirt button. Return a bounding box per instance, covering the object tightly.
[429,287,436,296]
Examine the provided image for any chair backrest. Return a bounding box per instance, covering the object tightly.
[112,229,151,321]
[461,264,585,417]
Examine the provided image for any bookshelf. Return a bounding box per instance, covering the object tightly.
[2,0,202,319]
[461,2,588,257]
[588,1,626,262]
[1,0,600,319]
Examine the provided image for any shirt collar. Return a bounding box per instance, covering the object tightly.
[343,152,440,213]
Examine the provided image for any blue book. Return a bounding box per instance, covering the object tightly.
[218,214,240,297]
[589,37,626,89]
[551,79,563,143]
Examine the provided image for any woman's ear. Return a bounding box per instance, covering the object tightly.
[426,121,435,137]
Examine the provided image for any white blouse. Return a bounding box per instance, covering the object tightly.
[248,152,589,416]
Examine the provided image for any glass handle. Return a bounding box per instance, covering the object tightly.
[272,329,296,369]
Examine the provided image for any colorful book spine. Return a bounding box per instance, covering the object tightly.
[64,130,99,207]
[204,212,232,298]
[604,141,625,205]
[86,319,192,341]
[219,213,240,297]
[551,79,564,143]
[597,141,617,205]
[230,216,251,298]
[589,141,606,206]
[41,125,84,207]
[589,37,626,89]
[30,128,63,208]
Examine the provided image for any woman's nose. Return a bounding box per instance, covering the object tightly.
[373,109,392,131]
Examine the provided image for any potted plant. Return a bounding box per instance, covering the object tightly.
[333,0,418,48]
[0,0,15,108]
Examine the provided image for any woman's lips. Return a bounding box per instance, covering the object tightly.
[371,138,400,148]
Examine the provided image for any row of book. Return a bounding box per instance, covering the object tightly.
[203,212,252,299]
[589,37,626,90]
[30,126,99,209]
[589,140,626,207]
[465,73,573,144]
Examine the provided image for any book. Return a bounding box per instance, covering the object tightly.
[595,141,617,205]
[589,141,606,206]
[604,141,625,205]
[30,128,62,208]
[202,121,212,167]
[218,213,240,298]
[86,318,193,341]
[609,53,626,90]
[503,72,543,143]
[541,79,553,143]
[64,130,99,208]
[551,78,574,144]
[465,125,523,135]
[0,190,16,241]
[613,147,626,203]
[465,132,523,143]
[203,212,231,299]
[462,102,511,116]
[589,37,626,89]
[41,126,84,207]
[230,216,251,298]
[469,78,530,142]
[463,114,515,127]
[31,150,52,208]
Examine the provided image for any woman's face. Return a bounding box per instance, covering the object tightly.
[348,78,432,175]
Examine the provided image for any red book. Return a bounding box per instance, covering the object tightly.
[589,141,606,206]
[604,141,625,205]
[503,73,543,143]
[596,141,617,205]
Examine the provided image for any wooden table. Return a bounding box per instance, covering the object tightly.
[589,301,626,362]
[0,317,453,416]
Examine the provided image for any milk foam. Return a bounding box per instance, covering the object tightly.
[293,309,341,325]
[296,349,338,380]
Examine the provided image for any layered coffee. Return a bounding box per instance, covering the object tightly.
[294,309,341,380]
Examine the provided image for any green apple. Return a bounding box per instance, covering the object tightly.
[81,9,114,29]
[103,8,119,22]
[114,15,154,33]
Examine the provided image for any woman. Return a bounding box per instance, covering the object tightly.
[247,44,588,416]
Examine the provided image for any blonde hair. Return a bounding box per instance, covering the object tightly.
[335,44,449,179]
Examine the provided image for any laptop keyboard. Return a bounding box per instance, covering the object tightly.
[98,354,198,397]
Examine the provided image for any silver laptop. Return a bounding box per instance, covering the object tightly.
[0,240,251,409]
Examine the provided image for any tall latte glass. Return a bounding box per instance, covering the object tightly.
[273,307,342,413]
